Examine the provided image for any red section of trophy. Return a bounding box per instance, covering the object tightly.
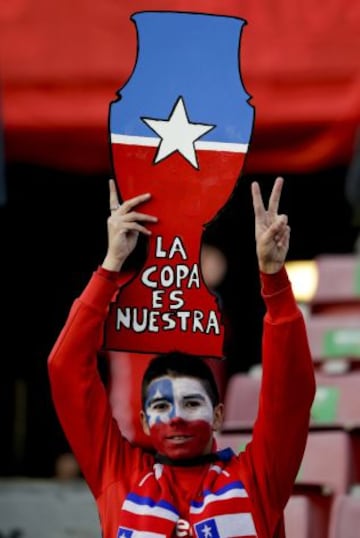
[104,145,245,358]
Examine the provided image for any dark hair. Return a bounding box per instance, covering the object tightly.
[141,351,220,409]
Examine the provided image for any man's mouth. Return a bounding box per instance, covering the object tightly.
[166,435,192,441]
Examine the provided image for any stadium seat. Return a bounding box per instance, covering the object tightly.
[294,431,354,538]
[310,254,360,315]
[295,431,353,496]
[284,495,314,538]
[328,493,360,538]
[306,314,360,363]
[311,371,360,429]
[221,373,261,431]
[215,432,251,454]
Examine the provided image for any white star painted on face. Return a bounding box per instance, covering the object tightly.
[142,97,215,169]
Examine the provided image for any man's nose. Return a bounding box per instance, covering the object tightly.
[168,415,186,425]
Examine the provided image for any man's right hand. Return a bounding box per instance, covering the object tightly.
[102,179,158,272]
[251,176,290,274]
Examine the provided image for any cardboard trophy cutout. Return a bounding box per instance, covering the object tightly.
[104,11,254,358]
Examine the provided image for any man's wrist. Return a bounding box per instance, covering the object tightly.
[258,261,284,274]
[260,266,290,296]
[101,255,125,273]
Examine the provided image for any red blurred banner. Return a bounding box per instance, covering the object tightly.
[1,0,360,173]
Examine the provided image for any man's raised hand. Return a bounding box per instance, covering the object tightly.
[102,179,158,272]
[251,176,290,274]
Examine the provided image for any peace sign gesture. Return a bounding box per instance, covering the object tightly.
[251,176,290,274]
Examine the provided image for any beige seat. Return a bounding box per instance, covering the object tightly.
[296,431,353,496]
[221,373,261,431]
[215,432,252,454]
[306,314,360,363]
[328,493,360,538]
[312,372,360,429]
[286,431,352,538]
[311,254,360,315]
[284,495,313,538]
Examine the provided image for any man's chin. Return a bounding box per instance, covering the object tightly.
[161,439,204,460]
[164,447,200,460]
[150,423,213,459]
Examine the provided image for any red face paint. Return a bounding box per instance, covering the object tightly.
[149,416,213,459]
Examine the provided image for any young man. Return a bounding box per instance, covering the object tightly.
[48,176,315,538]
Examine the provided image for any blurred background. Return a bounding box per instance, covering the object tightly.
[0,0,359,487]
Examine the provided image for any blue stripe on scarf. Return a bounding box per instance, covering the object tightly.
[190,480,246,508]
[126,492,179,515]
[215,448,235,461]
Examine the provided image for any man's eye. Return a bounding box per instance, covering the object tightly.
[185,400,201,408]
[152,402,170,412]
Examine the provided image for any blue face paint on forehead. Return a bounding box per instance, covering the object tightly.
[145,377,176,425]
[145,377,174,408]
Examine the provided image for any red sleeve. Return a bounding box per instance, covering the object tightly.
[48,267,142,498]
[240,267,316,528]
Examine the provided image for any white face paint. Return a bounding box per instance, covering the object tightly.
[145,376,214,427]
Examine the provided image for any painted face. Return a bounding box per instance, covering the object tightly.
[144,376,215,459]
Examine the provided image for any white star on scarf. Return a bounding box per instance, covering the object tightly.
[201,523,213,537]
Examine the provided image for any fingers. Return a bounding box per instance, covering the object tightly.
[270,215,290,247]
[109,178,120,209]
[121,211,158,224]
[109,178,152,213]
[117,210,158,236]
[119,220,154,236]
[251,181,265,219]
[119,192,152,213]
[268,176,284,216]
[251,176,285,222]
[107,181,158,236]
[274,226,290,249]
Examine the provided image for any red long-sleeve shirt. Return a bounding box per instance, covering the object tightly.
[48,266,315,538]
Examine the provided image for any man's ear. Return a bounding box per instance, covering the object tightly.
[140,410,151,436]
[212,403,224,432]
